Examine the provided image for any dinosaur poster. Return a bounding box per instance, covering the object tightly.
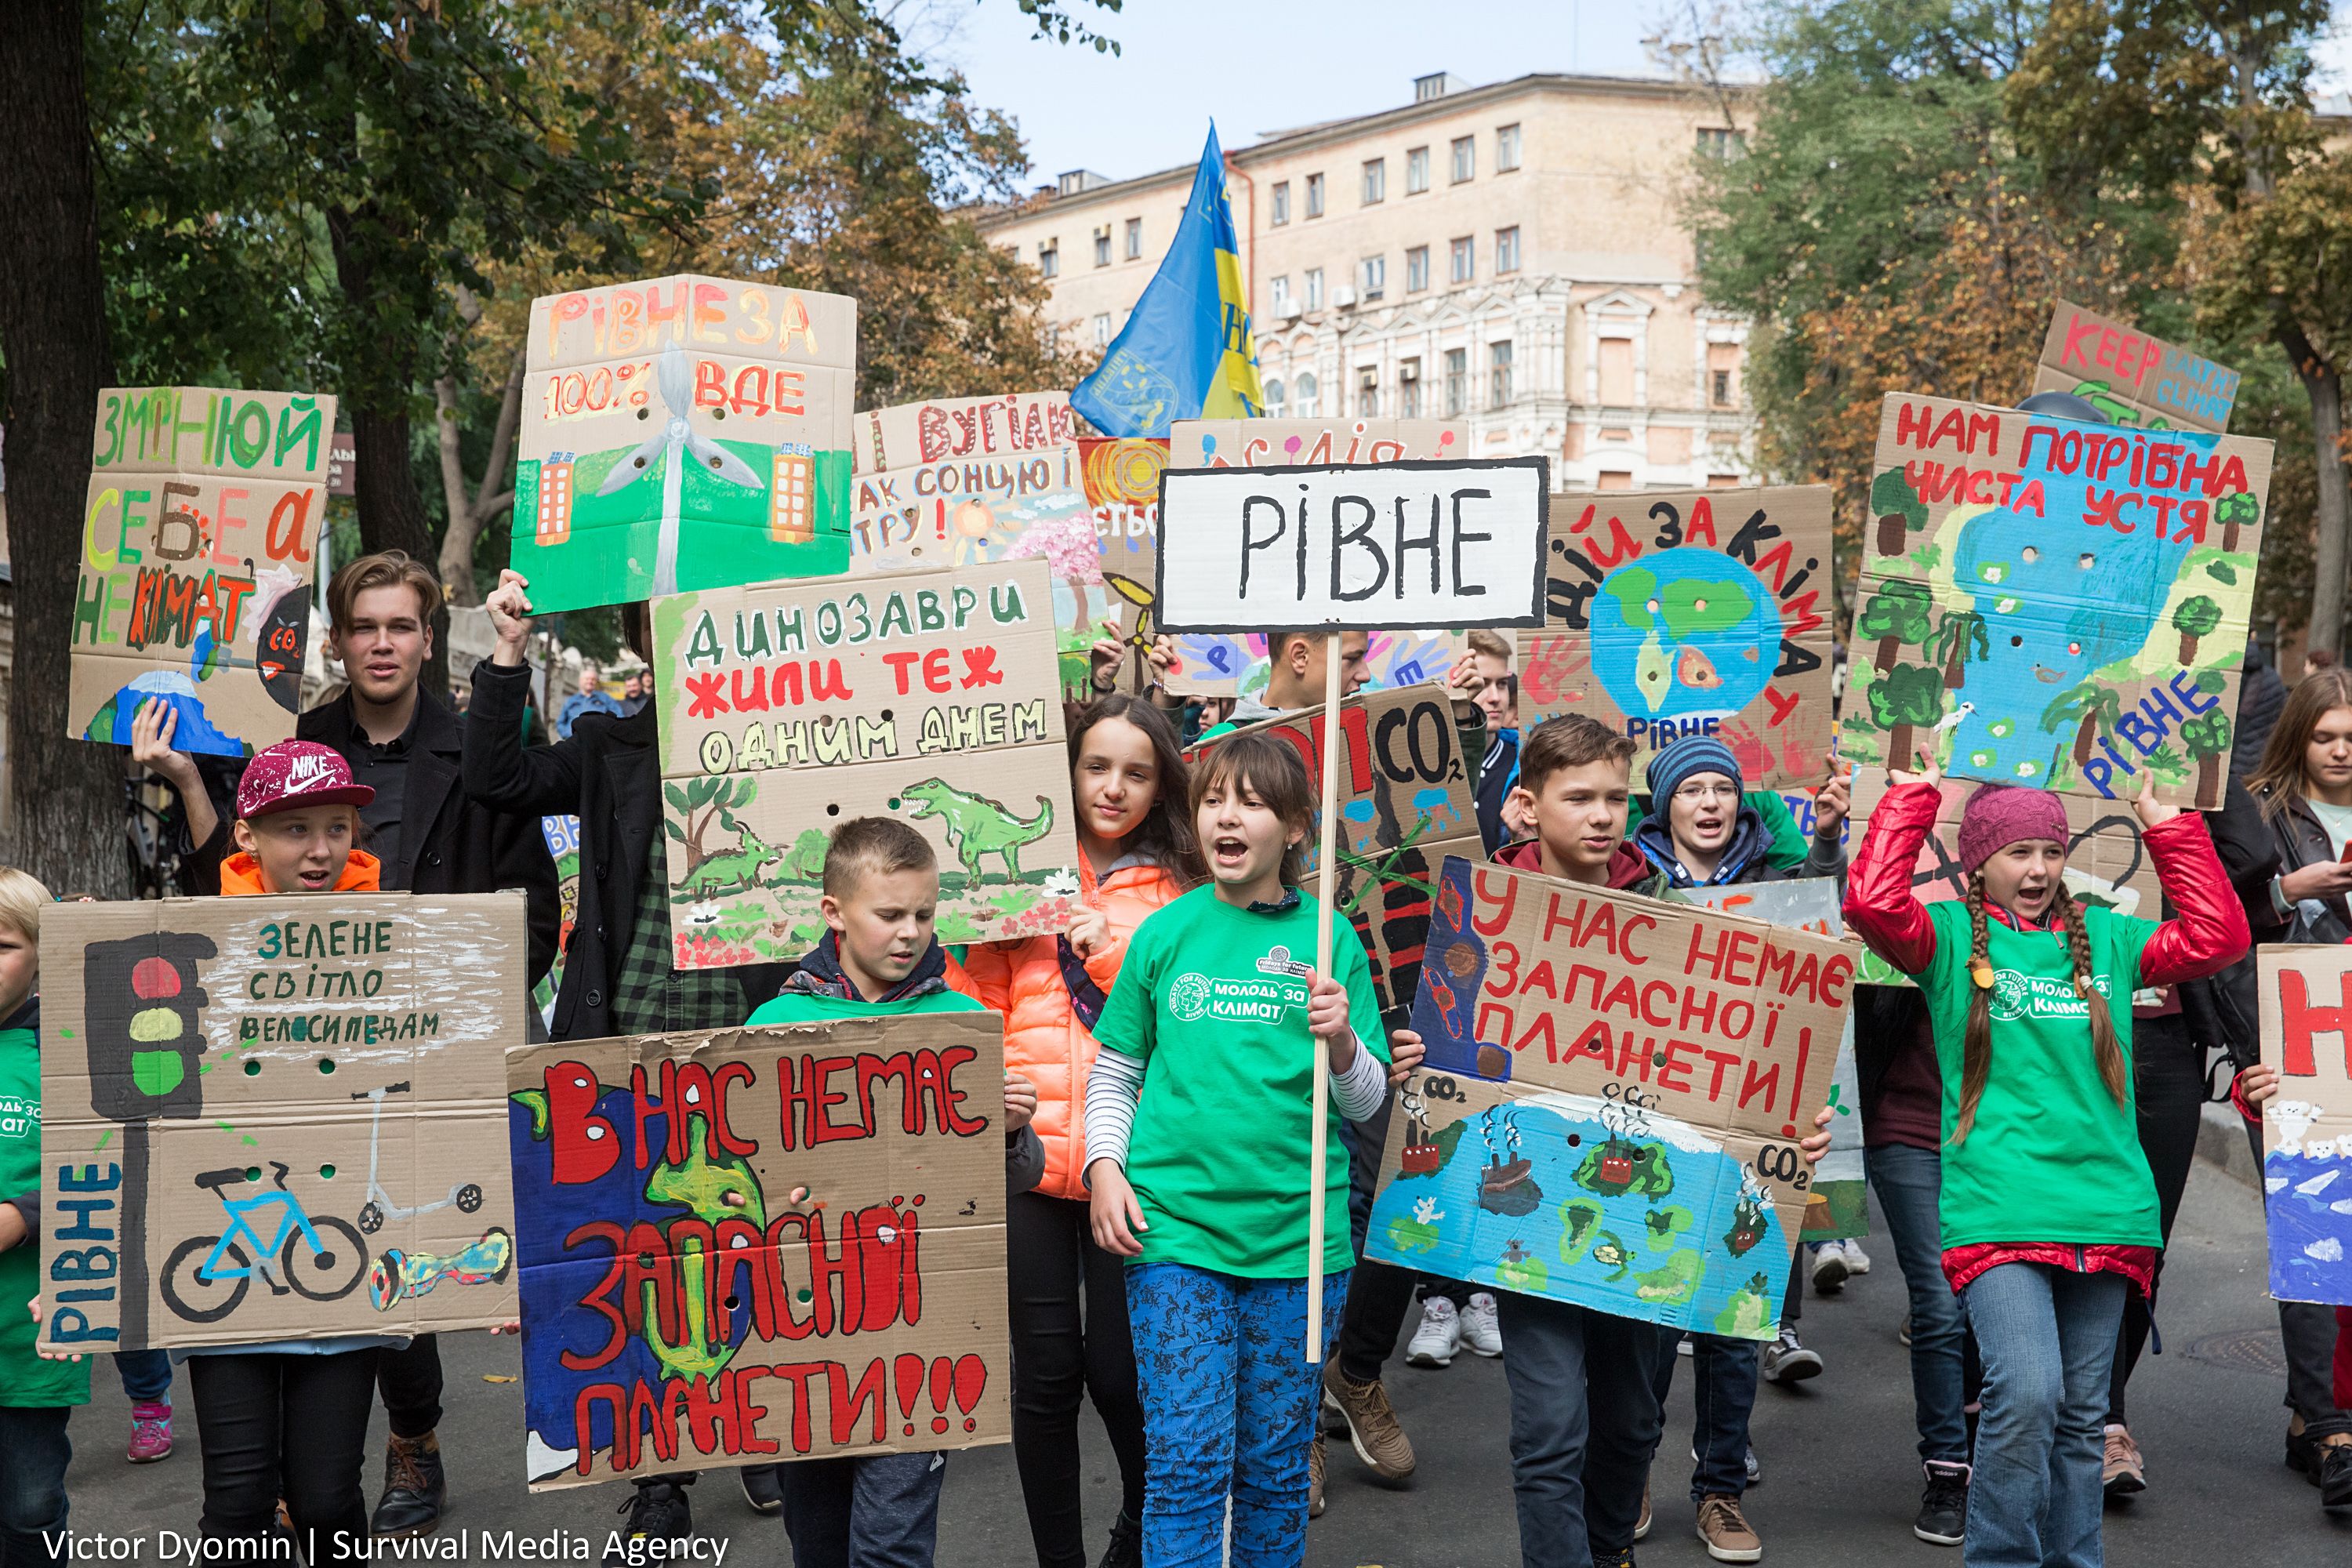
[2256,946,2352,1307]
[72,386,336,758]
[1366,856,1851,1339]
[511,274,858,613]
[2031,299,2241,434]
[1843,394,2271,808]
[649,559,1082,965]
[1189,687,1483,1018]
[36,895,525,1353]
[1152,419,1472,696]
[506,1013,1011,1489]
[1516,486,1836,792]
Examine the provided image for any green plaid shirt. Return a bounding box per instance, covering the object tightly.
[610,833,744,1036]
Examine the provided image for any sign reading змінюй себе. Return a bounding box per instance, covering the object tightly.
[1152,459,1549,634]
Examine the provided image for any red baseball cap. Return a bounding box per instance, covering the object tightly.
[237,739,375,820]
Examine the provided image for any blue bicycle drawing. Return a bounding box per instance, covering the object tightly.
[161,1162,368,1322]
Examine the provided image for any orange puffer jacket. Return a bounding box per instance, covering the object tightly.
[964,856,1184,1200]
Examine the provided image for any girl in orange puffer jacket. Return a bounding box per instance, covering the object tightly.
[965,695,1203,1568]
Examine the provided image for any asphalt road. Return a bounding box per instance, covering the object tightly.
[61,1158,2352,1565]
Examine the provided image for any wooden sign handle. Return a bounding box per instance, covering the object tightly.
[1306,632,1341,1362]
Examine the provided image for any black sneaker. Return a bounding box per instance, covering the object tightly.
[1595,1549,1638,1568]
[607,1479,693,1566]
[2287,1429,2352,1508]
[737,1465,782,1515]
[372,1432,446,1536]
[1915,1460,1968,1545]
[1097,1511,1143,1568]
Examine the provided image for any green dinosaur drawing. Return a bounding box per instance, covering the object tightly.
[684,826,786,898]
[777,827,831,886]
[898,778,1054,884]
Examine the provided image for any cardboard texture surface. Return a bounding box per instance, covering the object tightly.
[1843,394,2271,808]
[1078,437,1165,696]
[2256,946,2352,1306]
[1518,487,1836,793]
[513,274,858,611]
[851,391,1076,475]
[37,895,526,1352]
[2031,299,2241,434]
[1366,857,1852,1337]
[1153,423,1472,695]
[506,1014,1011,1489]
[74,387,337,757]
[1190,687,1483,1018]
[649,561,1080,965]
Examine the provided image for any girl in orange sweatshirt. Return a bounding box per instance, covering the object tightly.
[965,695,1204,1568]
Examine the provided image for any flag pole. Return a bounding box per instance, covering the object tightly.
[1306,631,1341,1362]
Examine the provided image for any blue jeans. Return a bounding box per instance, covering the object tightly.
[114,1348,172,1404]
[1871,1144,1971,1465]
[1494,1291,1663,1568]
[779,1452,945,1568]
[0,1404,72,1567]
[1650,1334,1760,1499]
[1962,1263,2127,1568]
[1127,1262,1348,1568]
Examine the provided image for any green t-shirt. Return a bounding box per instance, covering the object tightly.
[1914,902,2161,1250]
[1092,886,1387,1278]
[746,987,986,1026]
[2,1018,93,1406]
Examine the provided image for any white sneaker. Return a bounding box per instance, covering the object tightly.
[1840,1237,1872,1275]
[1811,1243,1849,1294]
[1459,1293,1503,1357]
[1406,1297,1462,1367]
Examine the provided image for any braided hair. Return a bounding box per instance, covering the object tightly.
[1953,873,2128,1145]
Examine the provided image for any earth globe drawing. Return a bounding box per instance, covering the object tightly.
[1588,546,1780,720]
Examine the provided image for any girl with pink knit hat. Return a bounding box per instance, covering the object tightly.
[1844,755,2248,1567]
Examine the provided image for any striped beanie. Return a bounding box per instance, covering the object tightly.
[1649,734,1744,801]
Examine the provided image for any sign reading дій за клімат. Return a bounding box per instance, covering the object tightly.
[1152,459,1549,633]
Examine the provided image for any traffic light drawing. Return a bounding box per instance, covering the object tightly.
[84,932,216,1123]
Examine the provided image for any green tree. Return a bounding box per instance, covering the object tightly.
[1871,465,1929,559]
[2171,594,2223,665]
[1933,608,1990,688]
[2180,708,2233,808]
[2040,681,2125,771]
[1857,579,1934,672]
[1867,663,1949,771]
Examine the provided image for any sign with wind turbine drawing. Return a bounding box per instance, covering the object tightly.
[513,274,858,613]
[1842,393,2270,809]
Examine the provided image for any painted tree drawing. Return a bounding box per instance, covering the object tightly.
[2182,710,2233,805]
[1870,466,1928,559]
[1858,579,1934,673]
[2172,595,2223,664]
[2042,683,2127,772]
[1933,610,1989,689]
[1868,664,1947,770]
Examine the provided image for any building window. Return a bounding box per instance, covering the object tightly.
[1495,226,1521,274]
[1094,227,1112,267]
[1093,313,1112,347]
[1599,338,1635,405]
[1708,343,1741,407]
[1305,268,1324,310]
[1497,123,1523,171]
[1450,236,1474,285]
[1406,245,1430,292]
[1708,472,1743,488]
[1489,341,1514,409]
[1399,359,1422,419]
[1306,172,1325,218]
[1444,347,1466,416]
[1038,241,1058,278]
[1359,255,1385,301]
[1296,371,1319,417]
[1271,274,1292,314]
[1359,368,1379,418]
[1265,376,1286,412]
[1272,182,1290,225]
[1697,128,1748,160]
[1362,158,1386,205]
[1598,470,1635,492]
[1124,217,1142,260]
[1406,146,1429,194]
[1450,136,1475,183]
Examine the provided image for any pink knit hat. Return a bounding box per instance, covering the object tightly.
[1955,783,2068,877]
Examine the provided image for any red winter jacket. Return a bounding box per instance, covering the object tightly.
[1494,834,1664,892]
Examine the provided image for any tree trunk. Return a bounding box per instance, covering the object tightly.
[1944,647,1965,688]
[2198,750,2220,808]
[1875,635,1900,673]
[2293,347,2349,657]
[1888,724,1915,770]
[434,351,523,608]
[2178,633,2198,666]
[0,1,136,896]
[2074,713,2096,768]
[1876,516,1906,557]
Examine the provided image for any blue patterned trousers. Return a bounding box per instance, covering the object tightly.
[1125,1262,1350,1568]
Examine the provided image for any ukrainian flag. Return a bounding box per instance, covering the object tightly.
[1072,125,1265,438]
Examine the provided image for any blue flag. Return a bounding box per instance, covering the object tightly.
[1071,125,1265,438]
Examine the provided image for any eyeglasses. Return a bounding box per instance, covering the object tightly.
[1671,782,1740,804]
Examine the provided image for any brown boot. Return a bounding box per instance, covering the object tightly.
[372,1432,446,1536]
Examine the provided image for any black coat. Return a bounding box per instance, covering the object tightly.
[298,691,561,985]
[462,660,786,1042]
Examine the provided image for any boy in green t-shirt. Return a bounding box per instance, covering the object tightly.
[0,866,92,1560]
[746,817,1042,1566]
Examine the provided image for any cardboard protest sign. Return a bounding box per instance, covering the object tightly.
[1078,437,1166,696]
[1366,857,1851,1337]
[74,387,336,757]
[2032,300,2241,434]
[1191,687,1482,1018]
[1155,421,1472,695]
[1844,394,2270,808]
[649,560,1081,965]
[506,1013,1011,1488]
[38,895,525,1352]
[513,274,858,611]
[1154,459,1549,634]
[1518,487,1835,792]
[2256,946,2352,1306]
[851,390,1076,474]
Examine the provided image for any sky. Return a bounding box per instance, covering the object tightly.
[927,0,2352,189]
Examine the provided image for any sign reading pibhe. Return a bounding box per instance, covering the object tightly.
[1153,459,1550,632]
